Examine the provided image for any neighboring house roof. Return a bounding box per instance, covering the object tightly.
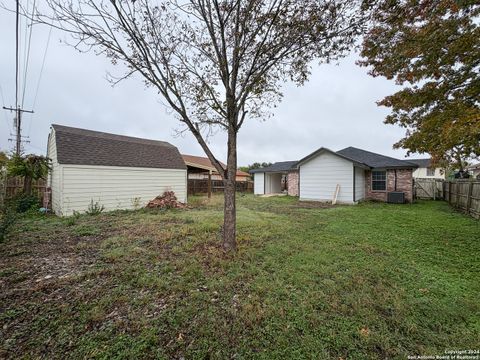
[336,147,418,169]
[52,124,186,169]
[249,161,298,173]
[182,154,218,172]
[182,154,250,177]
[236,170,251,177]
[404,158,431,168]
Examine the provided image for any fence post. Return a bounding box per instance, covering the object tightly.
[0,170,5,207]
[448,182,451,204]
[207,172,212,199]
[454,183,459,208]
[466,181,473,215]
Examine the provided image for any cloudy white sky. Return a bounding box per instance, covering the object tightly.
[0,5,426,167]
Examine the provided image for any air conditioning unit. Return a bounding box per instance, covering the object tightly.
[387,192,405,204]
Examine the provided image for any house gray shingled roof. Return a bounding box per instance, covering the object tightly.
[336,147,418,169]
[52,124,186,170]
[404,158,431,168]
[249,161,298,173]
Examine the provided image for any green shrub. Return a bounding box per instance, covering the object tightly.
[64,211,82,226]
[9,193,40,213]
[0,205,17,242]
[86,200,105,216]
[64,216,76,227]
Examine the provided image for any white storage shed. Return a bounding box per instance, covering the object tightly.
[47,124,187,216]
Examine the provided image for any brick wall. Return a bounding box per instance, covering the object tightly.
[365,169,414,203]
[287,171,299,196]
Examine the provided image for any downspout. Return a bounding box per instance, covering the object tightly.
[353,165,356,202]
[298,168,300,197]
[263,172,266,195]
[394,169,397,191]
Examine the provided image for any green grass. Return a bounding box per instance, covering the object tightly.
[1,195,479,359]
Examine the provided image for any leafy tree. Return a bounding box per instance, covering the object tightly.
[0,151,8,168]
[239,162,273,173]
[359,0,480,166]
[7,154,51,195]
[36,0,366,251]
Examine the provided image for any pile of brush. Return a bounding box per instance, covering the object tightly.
[146,191,187,209]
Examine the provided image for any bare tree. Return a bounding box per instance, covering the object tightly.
[34,0,366,251]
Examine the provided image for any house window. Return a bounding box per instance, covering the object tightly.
[372,170,387,191]
[426,168,435,176]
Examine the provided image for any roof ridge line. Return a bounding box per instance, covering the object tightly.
[52,124,173,147]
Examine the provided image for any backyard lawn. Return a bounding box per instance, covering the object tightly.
[1,195,479,359]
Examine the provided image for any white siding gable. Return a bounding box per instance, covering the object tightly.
[299,151,354,203]
[254,173,264,195]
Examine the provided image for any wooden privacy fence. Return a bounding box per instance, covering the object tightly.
[0,170,6,206]
[414,179,445,200]
[0,176,47,205]
[444,180,480,219]
[188,179,253,196]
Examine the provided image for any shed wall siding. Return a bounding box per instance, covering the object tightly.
[47,130,62,215]
[254,173,264,195]
[354,167,365,201]
[60,165,187,216]
[299,152,354,203]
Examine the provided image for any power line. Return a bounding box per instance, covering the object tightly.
[15,0,20,108]
[0,84,12,133]
[3,0,34,155]
[27,24,53,137]
[21,0,35,108]
[21,0,29,102]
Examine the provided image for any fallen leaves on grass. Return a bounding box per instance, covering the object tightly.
[359,327,370,337]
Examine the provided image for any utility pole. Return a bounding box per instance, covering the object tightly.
[2,0,34,155]
[3,106,34,155]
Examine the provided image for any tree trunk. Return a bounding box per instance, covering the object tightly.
[23,176,32,195]
[223,127,237,252]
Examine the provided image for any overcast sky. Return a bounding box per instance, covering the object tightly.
[0,6,427,167]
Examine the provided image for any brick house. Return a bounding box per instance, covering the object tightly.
[251,147,418,203]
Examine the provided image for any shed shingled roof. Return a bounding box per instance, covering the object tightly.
[52,124,186,170]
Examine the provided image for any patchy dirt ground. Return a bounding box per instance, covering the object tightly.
[1,195,479,359]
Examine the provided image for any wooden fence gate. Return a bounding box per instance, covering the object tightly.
[413,179,444,200]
